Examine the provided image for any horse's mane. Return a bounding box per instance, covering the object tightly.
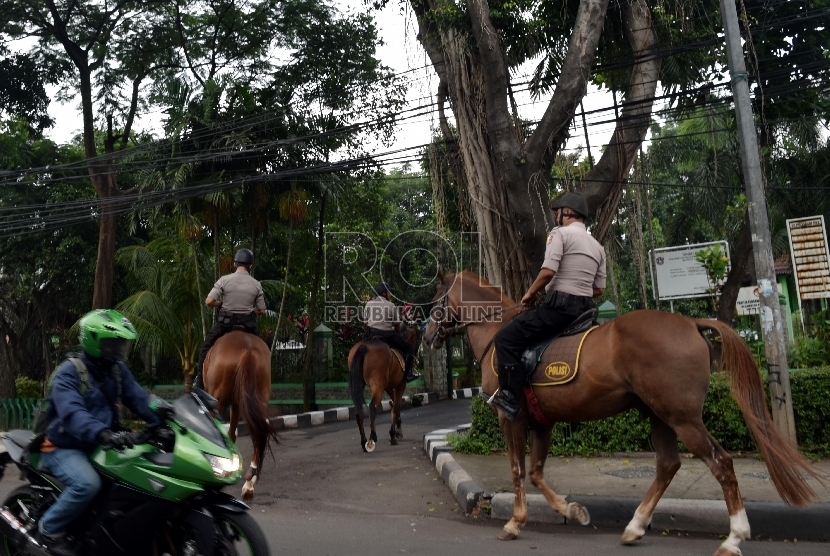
[444,270,515,305]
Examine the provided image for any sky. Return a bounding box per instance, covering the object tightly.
[41,1,619,166]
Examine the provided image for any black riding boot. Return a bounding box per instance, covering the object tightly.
[490,364,521,420]
[192,362,204,390]
[39,532,78,556]
[404,355,420,382]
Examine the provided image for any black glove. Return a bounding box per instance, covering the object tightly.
[148,395,176,421]
[97,429,134,450]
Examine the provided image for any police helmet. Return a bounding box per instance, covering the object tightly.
[374,282,390,296]
[234,248,254,266]
[550,192,589,219]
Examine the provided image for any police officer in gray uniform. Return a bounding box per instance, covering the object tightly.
[194,248,266,389]
[491,192,606,420]
[364,282,421,382]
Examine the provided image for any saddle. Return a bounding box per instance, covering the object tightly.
[519,308,599,378]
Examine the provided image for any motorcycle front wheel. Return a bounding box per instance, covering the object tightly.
[180,511,269,556]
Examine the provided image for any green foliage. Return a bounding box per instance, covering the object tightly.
[14,376,42,399]
[694,243,730,292]
[451,369,830,457]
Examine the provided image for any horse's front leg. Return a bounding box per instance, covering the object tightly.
[498,415,530,541]
[528,426,590,525]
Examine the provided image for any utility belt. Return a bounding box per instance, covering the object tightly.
[544,290,592,313]
[218,311,257,326]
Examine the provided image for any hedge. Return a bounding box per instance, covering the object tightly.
[450,368,830,457]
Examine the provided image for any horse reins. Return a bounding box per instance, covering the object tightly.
[431,295,522,370]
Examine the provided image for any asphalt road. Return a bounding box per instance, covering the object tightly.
[1,399,827,555]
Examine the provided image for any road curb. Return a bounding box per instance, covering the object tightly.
[235,391,440,436]
[423,424,484,514]
[424,426,830,540]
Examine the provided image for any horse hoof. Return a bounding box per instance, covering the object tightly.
[620,529,644,545]
[241,488,254,502]
[712,549,741,556]
[390,438,398,445]
[395,429,403,440]
[366,439,376,452]
[496,529,518,541]
[568,502,590,525]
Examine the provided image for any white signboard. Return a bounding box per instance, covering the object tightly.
[786,216,830,300]
[649,241,730,300]
[736,284,783,316]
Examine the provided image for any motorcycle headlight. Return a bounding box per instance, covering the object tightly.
[204,453,242,478]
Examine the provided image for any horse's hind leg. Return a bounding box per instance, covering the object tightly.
[622,415,681,544]
[228,404,240,443]
[527,426,590,525]
[675,422,749,556]
[498,416,530,541]
[388,383,405,444]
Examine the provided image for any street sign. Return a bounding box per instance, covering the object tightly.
[736,283,783,316]
[649,241,730,300]
[786,216,830,301]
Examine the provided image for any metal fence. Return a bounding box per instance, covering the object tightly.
[0,398,40,431]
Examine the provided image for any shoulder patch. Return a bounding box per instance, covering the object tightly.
[546,230,558,244]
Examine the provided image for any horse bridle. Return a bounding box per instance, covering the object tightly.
[430,288,521,368]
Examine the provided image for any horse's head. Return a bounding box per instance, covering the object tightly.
[423,269,509,350]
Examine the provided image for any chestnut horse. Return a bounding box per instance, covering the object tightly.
[348,324,420,452]
[202,329,278,501]
[424,271,821,556]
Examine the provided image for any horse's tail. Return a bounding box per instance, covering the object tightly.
[696,319,821,506]
[235,349,278,467]
[349,345,368,415]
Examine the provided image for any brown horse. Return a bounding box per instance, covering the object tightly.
[202,329,278,501]
[424,271,822,556]
[348,325,420,452]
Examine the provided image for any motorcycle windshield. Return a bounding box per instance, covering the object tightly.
[172,394,226,449]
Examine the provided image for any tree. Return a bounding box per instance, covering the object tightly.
[115,234,212,389]
[1,0,180,308]
[409,0,673,297]
[0,121,98,396]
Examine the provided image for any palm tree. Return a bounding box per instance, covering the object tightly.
[115,232,211,389]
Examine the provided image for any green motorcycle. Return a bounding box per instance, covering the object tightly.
[0,390,270,556]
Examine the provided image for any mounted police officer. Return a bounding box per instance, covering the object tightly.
[490,192,606,420]
[194,248,266,389]
[364,282,421,382]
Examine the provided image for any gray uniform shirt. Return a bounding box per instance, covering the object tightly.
[364,296,400,331]
[541,221,607,296]
[208,270,266,313]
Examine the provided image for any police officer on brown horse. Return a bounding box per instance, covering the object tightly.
[194,248,267,389]
[490,192,606,420]
[364,282,421,382]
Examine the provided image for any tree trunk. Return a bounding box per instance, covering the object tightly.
[717,212,752,323]
[271,220,294,355]
[582,0,661,243]
[414,0,611,299]
[302,194,327,412]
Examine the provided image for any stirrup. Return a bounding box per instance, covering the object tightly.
[489,392,521,420]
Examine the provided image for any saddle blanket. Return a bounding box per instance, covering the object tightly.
[489,325,598,386]
[528,326,598,386]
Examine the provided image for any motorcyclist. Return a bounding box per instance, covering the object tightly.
[194,248,266,389]
[35,309,174,556]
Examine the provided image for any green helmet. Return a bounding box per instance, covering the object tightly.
[79,309,137,362]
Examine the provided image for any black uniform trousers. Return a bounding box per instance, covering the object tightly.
[494,291,592,393]
[366,328,414,369]
[197,311,259,367]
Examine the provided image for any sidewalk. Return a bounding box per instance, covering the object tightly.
[424,424,830,542]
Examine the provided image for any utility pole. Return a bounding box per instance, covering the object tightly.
[719,0,798,446]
